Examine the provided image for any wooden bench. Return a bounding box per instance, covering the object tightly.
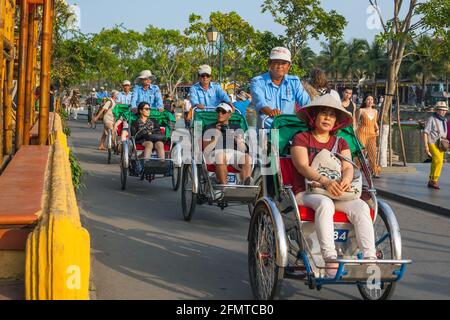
[0,145,50,279]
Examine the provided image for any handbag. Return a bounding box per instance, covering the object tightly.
[434,118,449,152]
[305,137,362,201]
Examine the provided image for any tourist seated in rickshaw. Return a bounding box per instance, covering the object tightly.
[289,94,376,277]
[131,102,167,160]
[202,103,253,185]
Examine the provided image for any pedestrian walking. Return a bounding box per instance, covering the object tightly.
[423,101,449,189]
[307,68,341,102]
[356,94,381,178]
[341,87,357,128]
[182,94,192,128]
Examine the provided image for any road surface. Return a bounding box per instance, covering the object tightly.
[69,117,450,300]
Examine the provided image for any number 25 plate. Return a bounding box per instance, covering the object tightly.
[227,174,237,185]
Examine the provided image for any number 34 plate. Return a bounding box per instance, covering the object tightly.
[334,229,349,243]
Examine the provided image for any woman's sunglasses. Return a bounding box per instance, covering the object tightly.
[142,107,150,111]
[200,74,211,78]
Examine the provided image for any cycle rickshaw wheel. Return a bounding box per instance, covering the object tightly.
[249,202,284,300]
[172,165,181,191]
[120,148,127,191]
[357,211,396,300]
[247,166,262,217]
[108,149,112,164]
[107,129,113,164]
[181,164,196,221]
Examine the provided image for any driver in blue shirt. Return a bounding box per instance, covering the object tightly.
[189,65,233,110]
[130,70,164,112]
[250,47,310,128]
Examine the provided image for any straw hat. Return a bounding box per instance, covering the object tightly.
[297,94,353,128]
[435,101,448,111]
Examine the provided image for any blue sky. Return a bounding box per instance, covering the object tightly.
[66,0,398,53]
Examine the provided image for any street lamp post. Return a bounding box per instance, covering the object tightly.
[207,26,224,84]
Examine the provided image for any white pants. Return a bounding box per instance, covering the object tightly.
[296,192,377,260]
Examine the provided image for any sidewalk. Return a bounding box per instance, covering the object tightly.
[375,163,450,217]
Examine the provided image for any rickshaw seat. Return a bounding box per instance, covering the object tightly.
[298,206,375,223]
[206,164,241,174]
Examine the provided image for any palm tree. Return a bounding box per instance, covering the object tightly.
[297,46,317,76]
[344,39,369,87]
[318,39,348,88]
[406,35,442,105]
[365,39,388,98]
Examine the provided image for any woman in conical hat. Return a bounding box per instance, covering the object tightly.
[291,94,376,277]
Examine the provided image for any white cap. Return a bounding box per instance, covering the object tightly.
[138,70,154,80]
[198,64,212,75]
[111,90,120,98]
[122,80,131,86]
[216,103,233,113]
[100,86,105,90]
[92,88,96,92]
[269,47,291,63]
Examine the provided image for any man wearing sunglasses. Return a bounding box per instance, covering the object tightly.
[250,47,310,128]
[189,65,233,111]
[202,103,252,185]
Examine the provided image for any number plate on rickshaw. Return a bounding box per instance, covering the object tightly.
[227,174,237,185]
[334,229,349,243]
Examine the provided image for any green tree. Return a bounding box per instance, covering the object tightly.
[318,39,348,86]
[141,26,194,95]
[344,39,369,87]
[261,0,347,68]
[369,0,450,167]
[364,38,388,97]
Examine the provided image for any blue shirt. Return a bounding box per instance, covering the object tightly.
[234,100,251,117]
[117,91,133,105]
[97,91,109,99]
[250,72,310,128]
[130,84,163,109]
[189,82,231,108]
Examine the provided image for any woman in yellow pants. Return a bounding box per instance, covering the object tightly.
[423,101,448,189]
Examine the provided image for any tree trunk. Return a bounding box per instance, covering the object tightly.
[421,74,427,105]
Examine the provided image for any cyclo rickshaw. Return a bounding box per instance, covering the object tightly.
[119,108,181,190]
[248,114,411,300]
[103,103,130,165]
[181,108,260,221]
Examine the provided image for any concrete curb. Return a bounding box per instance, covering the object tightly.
[376,187,450,218]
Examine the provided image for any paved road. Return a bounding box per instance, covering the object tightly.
[69,118,450,300]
